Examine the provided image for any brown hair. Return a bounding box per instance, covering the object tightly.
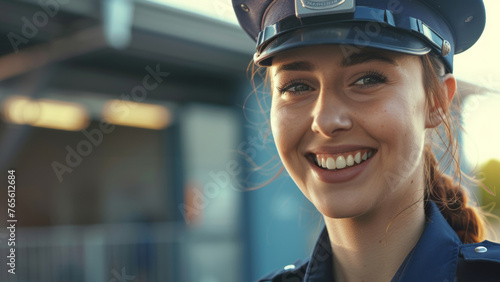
[420,54,486,243]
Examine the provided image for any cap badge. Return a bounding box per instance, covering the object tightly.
[301,0,345,9]
[296,0,355,18]
[442,40,451,56]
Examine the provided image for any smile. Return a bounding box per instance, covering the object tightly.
[311,149,377,171]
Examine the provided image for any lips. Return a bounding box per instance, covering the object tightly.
[306,147,377,183]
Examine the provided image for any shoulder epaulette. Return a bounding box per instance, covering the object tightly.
[456,240,500,282]
[460,240,500,263]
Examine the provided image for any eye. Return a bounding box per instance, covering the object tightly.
[276,80,314,95]
[353,71,387,88]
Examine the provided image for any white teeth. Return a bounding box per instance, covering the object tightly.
[354,152,361,164]
[315,150,375,170]
[346,155,354,166]
[326,157,336,170]
[336,156,346,169]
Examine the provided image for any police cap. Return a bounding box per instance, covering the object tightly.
[232,0,486,72]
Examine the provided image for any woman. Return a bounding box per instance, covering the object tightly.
[233,0,500,281]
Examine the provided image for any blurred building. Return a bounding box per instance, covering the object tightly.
[0,0,257,281]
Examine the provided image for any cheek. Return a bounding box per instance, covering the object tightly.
[366,90,428,179]
[365,90,426,140]
[270,103,294,153]
[270,101,310,157]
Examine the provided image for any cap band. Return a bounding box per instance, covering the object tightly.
[255,21,432,65]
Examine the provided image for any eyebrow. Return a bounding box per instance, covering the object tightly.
[274,61,315,77]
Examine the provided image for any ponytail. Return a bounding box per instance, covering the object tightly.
[420,53,486,244]
[424,146,485,243]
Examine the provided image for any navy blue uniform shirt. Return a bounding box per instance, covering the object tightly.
[259,201,500,281]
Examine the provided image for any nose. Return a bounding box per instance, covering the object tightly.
[311,89,353,137]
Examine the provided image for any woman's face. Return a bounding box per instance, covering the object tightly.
[269,45,432,219]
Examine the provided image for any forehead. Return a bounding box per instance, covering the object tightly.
[269,45,411,70]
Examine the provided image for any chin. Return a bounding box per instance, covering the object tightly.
[310,192,374,219]
[319,206,369,219]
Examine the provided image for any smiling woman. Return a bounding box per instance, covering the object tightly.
[270,46,429,221]
[232,0,500,281]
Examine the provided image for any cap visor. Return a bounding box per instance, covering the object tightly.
[255,22,432,66]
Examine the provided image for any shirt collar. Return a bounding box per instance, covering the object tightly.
[303,201,462,282]
[392,201,462,281]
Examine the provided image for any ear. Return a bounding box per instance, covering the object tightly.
[425,73,457,128]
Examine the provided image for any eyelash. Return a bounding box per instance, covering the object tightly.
[353,70,387,87]
[276,79,312,95]
[276,70,388,95]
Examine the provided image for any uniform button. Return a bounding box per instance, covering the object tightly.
[284,264,295,270]
[240,4,250,12]
[475,246,488,253]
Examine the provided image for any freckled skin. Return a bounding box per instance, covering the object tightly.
[270,45,431,219]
